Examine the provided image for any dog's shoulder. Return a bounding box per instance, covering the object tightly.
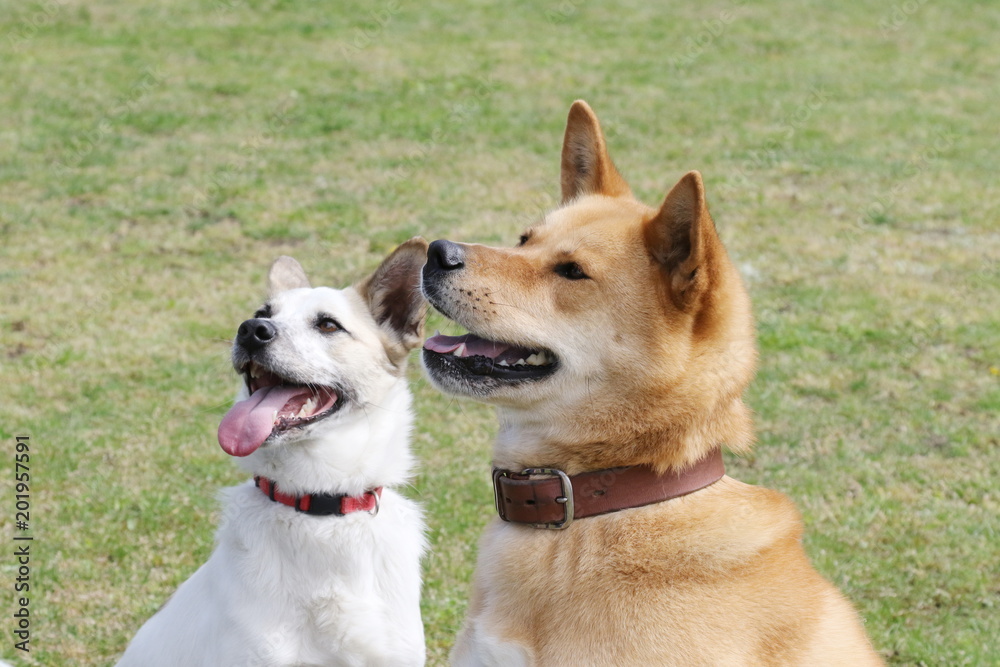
[592,476,806,574]
[479,476,806,585]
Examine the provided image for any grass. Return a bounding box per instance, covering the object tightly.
[1,0,998,664]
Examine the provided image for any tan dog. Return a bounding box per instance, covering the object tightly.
[421,101,881,665]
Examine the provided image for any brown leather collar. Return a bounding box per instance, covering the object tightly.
[492,448,725,529]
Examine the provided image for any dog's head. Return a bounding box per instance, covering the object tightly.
[421,102,756,472]
[218,238,428,459]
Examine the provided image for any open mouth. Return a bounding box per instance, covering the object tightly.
[423,332,558,382]
[217,362,341,457]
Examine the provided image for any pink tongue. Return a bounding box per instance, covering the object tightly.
[218,385,312,457]
[424,333,511,358]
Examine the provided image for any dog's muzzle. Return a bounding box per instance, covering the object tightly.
[422,239,467,317]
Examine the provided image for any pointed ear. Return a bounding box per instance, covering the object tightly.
[355,237,429,354]
[644,171,714,309]
[268,256,311,296]
[560,100,631,204]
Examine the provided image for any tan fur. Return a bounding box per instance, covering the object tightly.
[428,101,881,665]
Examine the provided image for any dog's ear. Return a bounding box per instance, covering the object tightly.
[355,237,429,355]
[645,171,714,310]
[560,100,631,204]
[268,256,311,296]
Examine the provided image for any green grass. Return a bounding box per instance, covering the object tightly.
[2,0,998,664]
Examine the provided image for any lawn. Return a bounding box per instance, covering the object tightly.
[1,0,998,664]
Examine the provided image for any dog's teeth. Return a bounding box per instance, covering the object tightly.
[453,343,467,357]
[514,358,526,366]
[297,397,317,418]
[531,352,551,366]
[498,359,509,367]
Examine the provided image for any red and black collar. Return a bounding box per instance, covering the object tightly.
[254,476,381,516]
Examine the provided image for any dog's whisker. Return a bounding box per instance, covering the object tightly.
[487,300,529,312]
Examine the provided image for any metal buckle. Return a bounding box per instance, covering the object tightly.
[492,468,510,521]
[493,467,575,530]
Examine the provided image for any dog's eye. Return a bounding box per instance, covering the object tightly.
[554,262,589,280]
[518,234,529,247]
[316,317,340,334]
[254,305,272,319]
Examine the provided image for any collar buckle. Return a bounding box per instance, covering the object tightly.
[491,448,725,530]
[494,467,575,530]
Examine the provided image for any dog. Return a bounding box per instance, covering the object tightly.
[420,102,882,665]
[118,238,429,667]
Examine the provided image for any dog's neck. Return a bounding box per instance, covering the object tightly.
[237,380,416,497]
[493,408,734,475]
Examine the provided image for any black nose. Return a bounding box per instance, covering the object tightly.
[236,318,277,351]
[426,239,465,273]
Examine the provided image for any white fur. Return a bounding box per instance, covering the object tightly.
[451,622,530,667]
[118,279,426,667]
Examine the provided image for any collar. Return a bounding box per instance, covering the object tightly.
[492,447,725,529]
[254,476,382,516]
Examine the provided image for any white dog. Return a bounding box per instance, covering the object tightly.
[118,239,429,667]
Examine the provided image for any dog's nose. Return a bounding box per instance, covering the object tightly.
[236,318,277,351]
[426,239,465,272]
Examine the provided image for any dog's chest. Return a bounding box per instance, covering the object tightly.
[220,484,416,586]
[209,485,425,663]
